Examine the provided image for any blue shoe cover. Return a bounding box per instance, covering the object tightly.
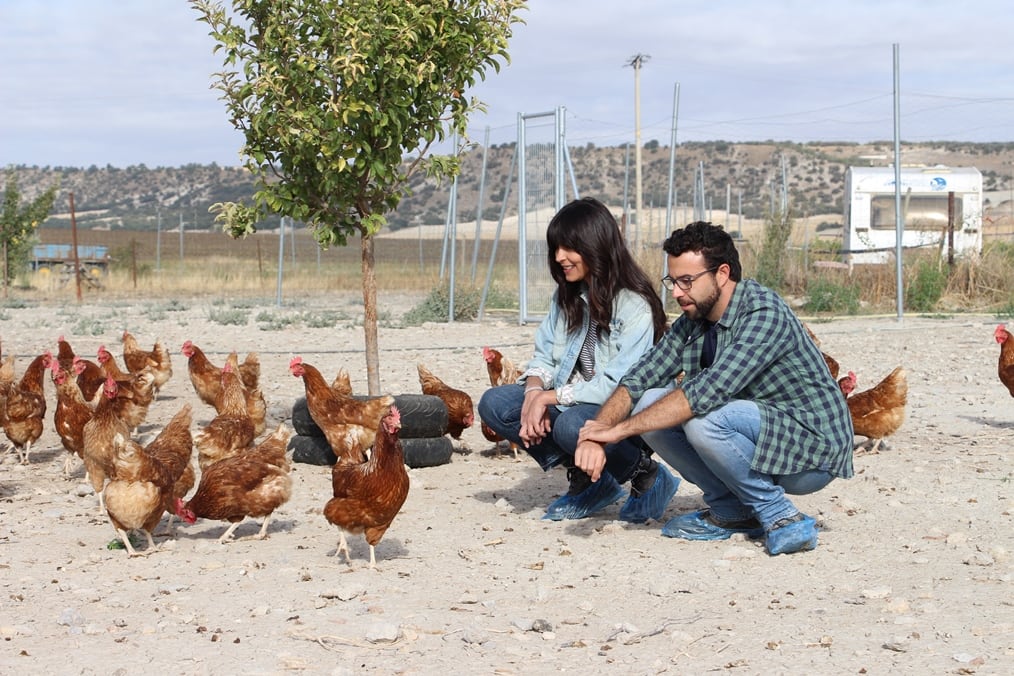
[765,514,818,555]
[619,465,679,523]
[542,473,625,520]
[661,510,765,541]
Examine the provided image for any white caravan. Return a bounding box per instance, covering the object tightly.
[842,166,983,265]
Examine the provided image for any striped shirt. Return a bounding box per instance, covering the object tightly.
[577,320,598,381]
[621,279,854,478]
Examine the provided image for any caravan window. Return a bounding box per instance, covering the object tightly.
[869,194,963,230]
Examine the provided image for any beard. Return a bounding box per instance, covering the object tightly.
[680,284,720,322]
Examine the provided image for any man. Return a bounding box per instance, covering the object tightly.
[576,222,853,555]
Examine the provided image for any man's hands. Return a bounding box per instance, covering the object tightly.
[576,420,625,481]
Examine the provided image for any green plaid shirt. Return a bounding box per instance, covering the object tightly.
[622,279,854,478]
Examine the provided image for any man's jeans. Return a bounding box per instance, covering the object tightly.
[634,388,834,528]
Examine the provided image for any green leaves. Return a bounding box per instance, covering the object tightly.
[190,0,525,241]
[1,173,58,283]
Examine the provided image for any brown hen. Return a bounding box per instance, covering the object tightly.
[173,429,293,543]
[181,340,223,408]
[96,345,132,381]
[142,403,196,531]
[122,331,173,394]
[223,351,266,436]
[995,324,1014,397]
[481,346,522,458]
[417,363,473,440]
[289,356,393,464]
[105,408,193,556]
[225,350,260,391]
[838,366,908,453]
[2,351,50,465]
[82,378,131,512]
[324,405,409,567]
[50,362,95,477]
[104,433,170,556]
[72,355,105,404]
[194,363,255,470]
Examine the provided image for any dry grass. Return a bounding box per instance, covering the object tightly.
[21,221,1014,316]
[23,229,520,303]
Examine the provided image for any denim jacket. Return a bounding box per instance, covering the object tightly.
[521,287,657,407]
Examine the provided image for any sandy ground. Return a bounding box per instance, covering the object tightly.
[0,293,1011,675]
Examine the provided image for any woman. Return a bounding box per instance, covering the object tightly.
[477,197,677,522]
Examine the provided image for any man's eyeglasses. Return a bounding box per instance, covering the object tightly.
[661,266,719,291]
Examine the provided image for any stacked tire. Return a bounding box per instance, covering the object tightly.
[287,394,454,468]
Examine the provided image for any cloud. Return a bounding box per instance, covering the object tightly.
[2,0,1012,167]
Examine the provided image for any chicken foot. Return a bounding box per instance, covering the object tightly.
[218,520,244,543]
[115,528,157,557]
[216,516,274,543]
[16,440,31,465]
[335,530,351,563]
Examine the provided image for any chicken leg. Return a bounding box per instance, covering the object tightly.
[336,530,351,563]
[218,520,244,543]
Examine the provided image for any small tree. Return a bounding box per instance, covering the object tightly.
[755,208,794,292]
[1,173,58,295]
[191,0,525,394]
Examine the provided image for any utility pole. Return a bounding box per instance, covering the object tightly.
[626,53,649,248]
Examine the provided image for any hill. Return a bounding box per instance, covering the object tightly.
[6,141,1014,235]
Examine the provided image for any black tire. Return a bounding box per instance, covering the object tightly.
[288,434,336,466]
[287,432,453,468]
[390,394,448,438]
[290,397,320,436]
[402,436,453,468]
[291,394,448,439]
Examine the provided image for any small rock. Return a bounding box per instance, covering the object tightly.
[320,587,363,602]
[365,622,401,644]
[460,630,487,645]
[531,619,553,633]
[861,587,892,600]
[989,546,1008,563]
[946,532,968,545]
[511,618,534,632]
[58,608,84,627]
[963,551,994,566]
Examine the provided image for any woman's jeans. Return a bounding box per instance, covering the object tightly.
[478,384,642,483]
[633,387,835,529]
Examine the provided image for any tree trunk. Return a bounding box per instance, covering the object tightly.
[361,232,381,395]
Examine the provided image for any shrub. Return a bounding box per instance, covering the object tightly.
[483,283,518,311]
[208,308,249,326]
[301,310,347,328]
[804,278,860,314]
[403,283,482,325]
[906,259,947,312]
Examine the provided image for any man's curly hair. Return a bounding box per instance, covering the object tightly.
[663,221,742,282]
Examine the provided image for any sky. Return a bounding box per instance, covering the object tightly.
[2,0,1013,168]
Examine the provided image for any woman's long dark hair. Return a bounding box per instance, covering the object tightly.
[546,197,667,342]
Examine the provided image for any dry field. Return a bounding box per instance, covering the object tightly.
[0,296,1011,674]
